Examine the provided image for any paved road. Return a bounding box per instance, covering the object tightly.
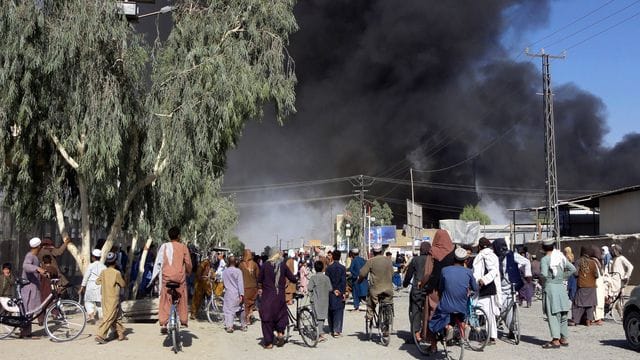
[3,290,636,359]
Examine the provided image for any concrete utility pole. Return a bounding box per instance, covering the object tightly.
[350,175,374,258]
[526,48,565,247]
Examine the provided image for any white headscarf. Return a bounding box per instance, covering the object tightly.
[549,249,567,277]
[601,246,610,255]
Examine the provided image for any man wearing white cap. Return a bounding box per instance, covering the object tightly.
[20,237,47,338]
[81,249,107,324]
[429,247,478,340]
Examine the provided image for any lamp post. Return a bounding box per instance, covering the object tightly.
[116,2,176,21]
[345,223,351,253]
[366,216,375,258]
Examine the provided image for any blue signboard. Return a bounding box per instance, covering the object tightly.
[368,226,397,245]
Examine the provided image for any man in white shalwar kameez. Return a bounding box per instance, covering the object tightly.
[473,237,501,344]
[81,249,107,324]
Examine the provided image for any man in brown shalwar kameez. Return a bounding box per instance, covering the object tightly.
[152,227,193,334]
[420,229,455,352]
[95,252,127,344]
[38,235,71,290]
[239,249,260,324]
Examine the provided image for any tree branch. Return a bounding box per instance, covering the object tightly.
[50,133,79,169]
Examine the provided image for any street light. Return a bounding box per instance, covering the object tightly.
[366,216,375,258]
[345,223,351,253]
[116,2,176,21]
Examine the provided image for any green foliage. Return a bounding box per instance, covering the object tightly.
[226,236,245,257]
[459,204,491,225]
[0,1,297,262]
[340,199,394,249]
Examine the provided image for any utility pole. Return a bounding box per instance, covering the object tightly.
[410,168,416,251]
[526,48,565,247]
[350,175,374,258]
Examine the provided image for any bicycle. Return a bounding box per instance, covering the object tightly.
[604,272,626,324]
[205,284,224,323]
[533,278,543,301]
[285,292,318,347]
[496,283,520,345]
[437,313,466,360]
[0,278,86,341]
[165,281,182,353]
[465,295,490,351]
[364,292,394,346]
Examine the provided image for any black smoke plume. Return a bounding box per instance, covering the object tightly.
[141,1,640,247]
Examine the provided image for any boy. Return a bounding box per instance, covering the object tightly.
[429,247,478,340]
[81,249,106,324]
[95,252,127,344]
[1,263,15,298]
[307,260,331,342]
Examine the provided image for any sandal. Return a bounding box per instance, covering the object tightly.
[559,338,569,346]
[542,341,560,349]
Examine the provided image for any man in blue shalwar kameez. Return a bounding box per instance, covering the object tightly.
[429,247,478,339]
[348,249,368,311]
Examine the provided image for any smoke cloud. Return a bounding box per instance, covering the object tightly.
[216,1,640,249]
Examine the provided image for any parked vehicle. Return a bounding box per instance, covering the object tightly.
[624,285,640,351]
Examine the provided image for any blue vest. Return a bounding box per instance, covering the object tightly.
[506,252,524,291]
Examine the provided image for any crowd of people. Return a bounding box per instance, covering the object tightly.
[0,226,635,353]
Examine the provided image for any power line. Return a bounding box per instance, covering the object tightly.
[409,126,516,174]
[565,8,640,50]
[542,0,640,49]
[527,0,618,48]
[221,175,355,194]
[235,194,354,208]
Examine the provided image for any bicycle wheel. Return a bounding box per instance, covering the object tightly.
[0,322,16,339]
[379,305,391,346]
[409,305,430,354]
[612,298,625,324]
[44,300,87,342]
[298,307,318,347]
[443,326,464,360]
[364,315,372,340]
[510,304,520,345]
[206,296,223,323]
[170,308,180,353]
[466,306,489,351]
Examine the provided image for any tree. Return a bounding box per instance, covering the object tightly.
[0,1,297,273]
[340,199,394,249]
[370,200,393,226]
[459,204,491,225]
[226,236,245,257]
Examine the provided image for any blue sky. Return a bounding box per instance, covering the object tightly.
[507,0,640,146]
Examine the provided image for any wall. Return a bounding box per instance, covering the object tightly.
[600,191,640,234]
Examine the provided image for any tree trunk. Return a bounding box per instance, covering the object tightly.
[132,237,153,300]
[77,175,92,273]
[124,231,139,299]
[54,198,88,273]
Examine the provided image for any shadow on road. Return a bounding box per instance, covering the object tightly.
[599,339,631,350]
[518,334,547,346]
[162,330,199,348]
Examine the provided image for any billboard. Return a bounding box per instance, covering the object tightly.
[406,199,423,238]
[368,226,397,245]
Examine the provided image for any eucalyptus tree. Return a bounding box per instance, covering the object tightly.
[0,0,297,272]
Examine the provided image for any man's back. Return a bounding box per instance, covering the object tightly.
[438,265,477,314]
[360,255,393,296]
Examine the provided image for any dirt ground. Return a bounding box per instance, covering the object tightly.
[2,289,638,360]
